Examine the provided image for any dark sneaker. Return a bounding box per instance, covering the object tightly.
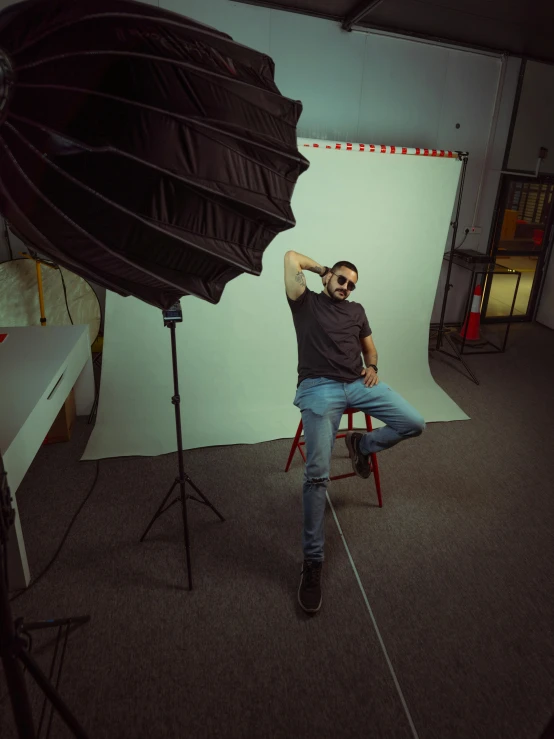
[345,431,373,479]
[298,560,323,613]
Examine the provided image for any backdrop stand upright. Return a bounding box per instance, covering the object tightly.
[139,302,225,591]
[429,154,480,385]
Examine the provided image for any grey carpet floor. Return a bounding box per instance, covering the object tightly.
[1,323,553,739]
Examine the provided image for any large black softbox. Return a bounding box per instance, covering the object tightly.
[0,0,309,309]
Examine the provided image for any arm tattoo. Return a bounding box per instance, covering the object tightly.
[295,271,307,287]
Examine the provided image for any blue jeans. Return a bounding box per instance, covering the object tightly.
[293,377,425,562]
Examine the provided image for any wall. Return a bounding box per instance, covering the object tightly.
[504,59,554,329]
[0,0,521,323]
[508,61,554,173]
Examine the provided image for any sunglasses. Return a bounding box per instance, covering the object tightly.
[332,272,356,292]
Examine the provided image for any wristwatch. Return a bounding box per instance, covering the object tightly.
[321,266,330,277]
[367,364,378,373]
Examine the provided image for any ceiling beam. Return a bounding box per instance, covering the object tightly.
[342,0,385,32]
[233,0,342,24]
[232,1,554,66]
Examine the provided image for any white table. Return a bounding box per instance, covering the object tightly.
[0,325,95,590]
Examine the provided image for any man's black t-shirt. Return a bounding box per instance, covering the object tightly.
[287,287,372,387]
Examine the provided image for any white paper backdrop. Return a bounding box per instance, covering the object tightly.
[82,141,469,460]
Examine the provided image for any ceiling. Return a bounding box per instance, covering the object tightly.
[235,0,554,65]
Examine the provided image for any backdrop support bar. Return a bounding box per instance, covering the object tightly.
[342,0,385,32]
[430,155,480,385]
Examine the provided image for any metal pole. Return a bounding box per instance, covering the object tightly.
[169,321,193,590]
[435,155,469,350]
[0,578,37,738]
[36,260,46,326]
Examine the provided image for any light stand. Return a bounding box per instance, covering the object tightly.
[139,301,225,590]
[430,154,480,385]
[0,454,90,739]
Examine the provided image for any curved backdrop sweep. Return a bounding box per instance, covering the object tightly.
[83,140,469,461]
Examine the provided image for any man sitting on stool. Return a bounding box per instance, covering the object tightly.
[284,250,426,614]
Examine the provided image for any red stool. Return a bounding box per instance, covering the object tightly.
[284,408,383,507]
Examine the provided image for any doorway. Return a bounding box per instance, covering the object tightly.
[482,175,554,321]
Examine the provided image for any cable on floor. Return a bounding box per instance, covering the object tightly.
[9,460,101,604]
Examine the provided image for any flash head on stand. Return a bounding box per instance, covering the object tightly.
[163,301,183,325]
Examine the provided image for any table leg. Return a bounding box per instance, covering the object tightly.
[74,353,95,416]
[7,495,31,590]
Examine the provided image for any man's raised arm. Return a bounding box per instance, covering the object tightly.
[284,251,328,301]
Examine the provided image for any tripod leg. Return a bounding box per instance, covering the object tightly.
[183,475,225,522]
[139,479,179,542]
[45,621,71,739]
[444,333,480,385]
[176,481,193,591]
[38,622,65,739]
[1,529,36,737]
[24,616,90,632]
[14,616,90,738]
[1,639,37,738]
[19,649,90,739]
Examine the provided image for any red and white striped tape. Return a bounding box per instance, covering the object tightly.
[298,139,458,158]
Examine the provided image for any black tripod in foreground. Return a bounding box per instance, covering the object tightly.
[139,301,225,590]
[0,455,90,739]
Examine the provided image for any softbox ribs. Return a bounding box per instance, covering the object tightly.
[0,0,309,309]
